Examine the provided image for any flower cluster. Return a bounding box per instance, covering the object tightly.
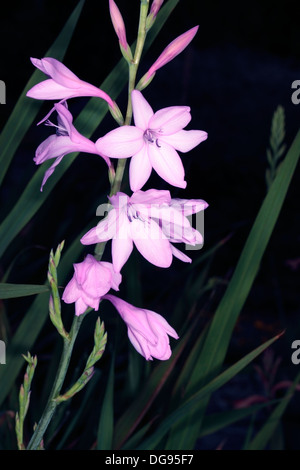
[27,1,208,361]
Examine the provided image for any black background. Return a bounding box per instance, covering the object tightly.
[0,0,300,450]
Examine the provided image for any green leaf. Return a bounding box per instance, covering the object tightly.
[113,326,191,450]
[0,0,85,188]
[164,127,300,449]
[97,355,115,450]
[136,333,282,450]
[0,283,49,299]
[199,400,281,439]
[246,371,300,450]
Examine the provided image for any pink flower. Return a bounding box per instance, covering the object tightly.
[80,189,208,272]
[104,294,178,360]
[62,255,122,316]
[95,90,207,191]
[109,0,131,59]
[26,57,115,109]
[138,26,199,89]
[34,102,110,191]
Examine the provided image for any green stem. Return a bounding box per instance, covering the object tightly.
[95,0,150,257]
[26,314,85,450]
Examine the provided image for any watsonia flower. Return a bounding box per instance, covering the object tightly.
[80,189,208,272]
[62,255,122,317]
[34,102,110,191]
[104,294,179,361]
[26,57,123,123]
[95,90,207,191]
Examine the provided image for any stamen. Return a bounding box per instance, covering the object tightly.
[44,119,68,137]
[127,204,145,223]
[143,129,155,143]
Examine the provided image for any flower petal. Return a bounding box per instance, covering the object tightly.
[161,129,208,153]
[148,141,186,189]
[130,218,173,268]
[75,297,89,317]
[170,244,192,263]
[26,79,78,100]
[131,90,154,130]
[147,310,179,339]
[34,135,77,164]
[170,198,209,216]
[149,106,191,135]
[96,126,144,158]
[40,155,64,191]
[129,145,152,191]
[82,262,112,298]
[81,209,117,244]
[54,102,74,136]
[130,188,171,206]
[101,262,122,291]
[112,212,133,272]
[127,328,152,360]
[62,277,81,303]
[30,57,80,87]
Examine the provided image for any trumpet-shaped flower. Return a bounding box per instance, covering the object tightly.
[27,57,124,124]
[104,294,178,360]
[80,188,208,272]
[62,255,122,316]
[34,102,110,190]
[26,57,115,108]
[96,90,207,191]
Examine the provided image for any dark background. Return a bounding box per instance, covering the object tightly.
[0,0,300,449]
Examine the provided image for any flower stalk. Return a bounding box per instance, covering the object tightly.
[15,353,37,450]
[95,0,150,256]
[26,313,86,450]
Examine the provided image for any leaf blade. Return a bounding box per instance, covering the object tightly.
[0,283,49,299]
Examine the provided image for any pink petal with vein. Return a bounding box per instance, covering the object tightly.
[95,126,144,158]
[132,89,154,129]
[162,129,208,152]
[149,106,191,135]
[148,141,186,188]
[130,218,173,268]
[129,145,152,191]
[170,245,192,263]
[31,57,80,87]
